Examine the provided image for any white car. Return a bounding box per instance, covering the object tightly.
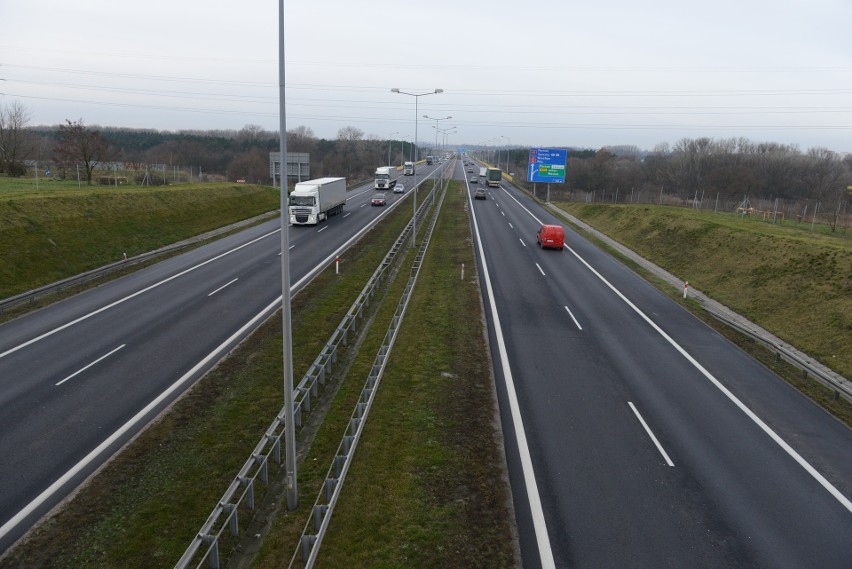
[393,183,405,194]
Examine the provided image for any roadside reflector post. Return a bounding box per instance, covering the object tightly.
[683,281,689,299]
[461,263,465,281]
[336,256,340,274]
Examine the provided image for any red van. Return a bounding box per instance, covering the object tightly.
[536,224,565,250]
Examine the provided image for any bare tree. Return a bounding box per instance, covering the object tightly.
[54,119,118,185]
[0,100,35,176]
[336,126,364,178]
[287,125,316,153]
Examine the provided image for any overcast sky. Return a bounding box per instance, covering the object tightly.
[2,0,851,153]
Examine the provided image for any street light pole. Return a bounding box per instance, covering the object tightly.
[424,114,452,164]
[391,88,443,248]
[502,135,511,174]
[432,126,456,155]
[278,0,297,510]
[388,131,398,166]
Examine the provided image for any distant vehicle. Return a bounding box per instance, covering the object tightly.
[536,224,565,250]
[403,161,415,176]
[393,182,405,194]
[371,193,387,206]
[479,167,487,177]
[474,188,486,200]
[486,167,502,187]
[374,166,396,190]
[289,177,346,225]
[467,166,473,173]
[426,155,433,165]
[470,175,478,183]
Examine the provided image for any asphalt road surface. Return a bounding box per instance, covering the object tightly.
[0,163,446,553]
[462,159,852,569]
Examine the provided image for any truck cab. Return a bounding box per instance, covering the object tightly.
[374,166,396,190]
[403,161,415,176]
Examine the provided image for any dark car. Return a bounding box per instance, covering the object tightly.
[371,193,387,206]
[474,188,486,200]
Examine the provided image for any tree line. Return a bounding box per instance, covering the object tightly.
[2,101,849,224]
[1,103,421,186]
[502,139,850,229]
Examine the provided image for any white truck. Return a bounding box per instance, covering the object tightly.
[289,177,346,225]
[403,161,415,176]
[479,166,487,178]
[374,166,397,190]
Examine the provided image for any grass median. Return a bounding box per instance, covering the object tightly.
[250,181,517,568]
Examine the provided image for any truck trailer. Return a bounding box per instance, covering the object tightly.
[374,166,397,190]
[289,177,346,225]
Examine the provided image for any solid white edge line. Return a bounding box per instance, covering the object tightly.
[566,242,852,513]
[536,263,546,276]
[0,297,280,542]
[207,278,239,297]
[628,402,675,467]
[468,181,556,567]
[496,184,852,514]
[0,228,281,361]
[563,305,583,330]
[55,344,126,387]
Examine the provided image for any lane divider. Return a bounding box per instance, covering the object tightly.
[497,183,852,514]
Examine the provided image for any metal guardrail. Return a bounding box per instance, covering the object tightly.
[174,175,444,569]
[700,302,852,403]
[293,173,450,569]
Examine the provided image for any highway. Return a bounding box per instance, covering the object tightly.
[0,164,445,552]
[462,160,852,568]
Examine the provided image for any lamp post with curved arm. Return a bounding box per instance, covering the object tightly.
[391,88,443,248]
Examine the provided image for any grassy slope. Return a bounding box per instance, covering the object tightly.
[0,178,279,298]
[555,203,851,378]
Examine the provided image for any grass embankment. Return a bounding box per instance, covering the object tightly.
[252,182,516,568]
[0,177,279,299]
[2,182,515,568]
[554,203,851,380]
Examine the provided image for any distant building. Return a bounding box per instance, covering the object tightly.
[269,152,310,184]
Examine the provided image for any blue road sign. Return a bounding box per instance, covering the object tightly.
[528,148,567,184]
